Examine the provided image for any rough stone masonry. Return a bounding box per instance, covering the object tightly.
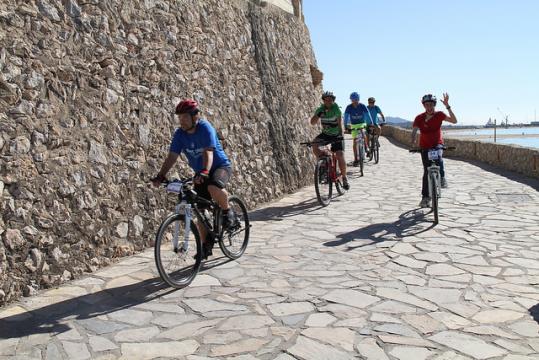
[0,0,322,305]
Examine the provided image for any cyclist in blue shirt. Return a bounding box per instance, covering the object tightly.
[365,97,385,156]
[151,99,236,259]
[344,92,372,166]
[367,97,386,128]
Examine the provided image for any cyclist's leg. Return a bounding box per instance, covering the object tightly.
[207,166,232,211]
[363,126,369,151]
[194,181,212,247]
[351,126,359,161]
[331,139,348,184]
[208,166,239,229]
[420,150,430,198]
[436,146,446,179]
[312,133,327,158]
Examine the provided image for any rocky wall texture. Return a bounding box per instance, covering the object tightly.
[0,0,322,305]
[383,125,539,180]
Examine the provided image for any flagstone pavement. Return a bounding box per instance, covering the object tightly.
[1,136,539,359]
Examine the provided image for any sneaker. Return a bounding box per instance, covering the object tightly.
[342,178,350,190]
[194,247,209,260]
[352,160,359,167]
[418,197,431,208]
[203,241,214,257]
[222,209,240,230]
[441,177,448,188]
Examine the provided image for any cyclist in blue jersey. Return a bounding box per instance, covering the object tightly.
[151,99,236,259]
[366,97,384,148]
[344,92,372,166]
[367,97,386,128]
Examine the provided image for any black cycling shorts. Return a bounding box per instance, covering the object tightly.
[194,166,232,200]
[314,133,344,152]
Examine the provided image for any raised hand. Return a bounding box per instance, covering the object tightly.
[441,93,450,108]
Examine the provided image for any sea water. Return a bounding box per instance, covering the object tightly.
[444,127,539,149]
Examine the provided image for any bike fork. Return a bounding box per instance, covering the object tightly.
[175,202,192,252]
[428,167,441,199]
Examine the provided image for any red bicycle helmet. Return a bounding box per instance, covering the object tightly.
[175,99,199,115]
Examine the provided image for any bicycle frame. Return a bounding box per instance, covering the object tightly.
[167,181,220,253]
[318,148,339,183]
[354,129,366,160]
[367,127,379,151]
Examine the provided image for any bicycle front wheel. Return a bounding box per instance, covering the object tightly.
[314,158,332,206]
[374,139,380,164]
[218,196,250,259]
[359,142,365,176]
[368,137,375,162]
[155,214,202,288]
[430,174,439,224]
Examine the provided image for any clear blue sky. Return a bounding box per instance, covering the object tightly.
[303,0,539,125]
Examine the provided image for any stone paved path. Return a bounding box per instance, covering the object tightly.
[2,137,539,359]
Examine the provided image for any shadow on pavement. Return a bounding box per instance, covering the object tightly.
[324,209,435,250]
[529,303,539,324]
[0,255,233,340]
[249,197,322,222]
[0,277,172,339]
[200,255,233,271]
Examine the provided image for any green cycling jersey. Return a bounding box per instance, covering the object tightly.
[314,103,342,137]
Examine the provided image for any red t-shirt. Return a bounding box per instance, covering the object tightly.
[413,111,447,149]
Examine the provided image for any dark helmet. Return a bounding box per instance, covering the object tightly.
[350,92,360,101]
[175,99,199,115]
[421,94,437,105]
[368,97,375,102]
[322,91,336,101]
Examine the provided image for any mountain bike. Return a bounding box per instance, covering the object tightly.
[301,136,346,206]
[153,178,250,288]
[367,125,380,164]
[409,146,455,224]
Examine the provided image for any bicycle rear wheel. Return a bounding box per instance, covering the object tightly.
[314,158,332,206]
[430,174,439,224]
[218,196,250,259]
[155,214,202,288]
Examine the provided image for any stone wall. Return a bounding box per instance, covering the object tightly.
[0,0,322,305]
[383,125,539,180]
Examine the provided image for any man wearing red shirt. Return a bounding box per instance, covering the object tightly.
[411,93,457,208]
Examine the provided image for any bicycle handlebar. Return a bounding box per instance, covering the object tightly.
[150,177,194,187]
[409,146,456,153]
[300,136,344,147]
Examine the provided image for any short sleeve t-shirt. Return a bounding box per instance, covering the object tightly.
[314,103,342,136]
[367,105,382,125]
[413,111,447,149]
[170,119,231,173]
[344,103,371,126]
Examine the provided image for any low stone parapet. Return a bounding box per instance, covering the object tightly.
[382,125,539,180]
